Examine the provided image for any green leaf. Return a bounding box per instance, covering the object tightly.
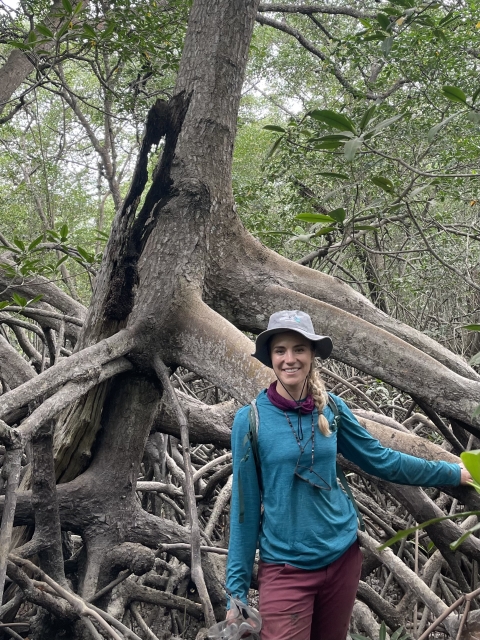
[326,207,346,223]
[463,324,480,331]
[344,137,363,162]
[379,511,479,550]
[442,85,467,104]
[432,27,447,42]
[363,31,389,42]
[295,213,336,223]
[59,223,69,240]
[73,0,84,16]
[263,125,286,133]
[27,294,44,305]
[427,112,460,142]
[379,621,387,640]
[390,627,406,640]
[0,301,10,310]
[36,24,54,38]
[350,635,369,640]
[365,113,405,137]
[12,293,27,307]
[7,41,32,51]
[376,12,391,30]
[470,352,480,366]
[472,88,480,105]
[354,225,377,232]
[311,134,353,143]
[28,235,44,251]
[76,246,94,263]
[450,522,480,551]
[57,21,70,38]
[461,450,480,484]
[102,19,116,37]
[439,11,460,27]
[381,35,394,57]
[309,109,356,134]
[13,237,25,252]
[314,226,336,236]
[56,255,69,268]
[409,184,430,198]
[265,136,283,159]
[358,18,372,29]
[359,105,377,132]
[316,172,350,180]
[27,30,37,44]
[371,176,395,193]
[82,24,97,39]
[62,0,73,13]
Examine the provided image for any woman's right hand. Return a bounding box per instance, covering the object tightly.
[225,605,260,638]
[226,608,237,623]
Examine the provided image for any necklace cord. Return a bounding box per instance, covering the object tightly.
[275,375,309,439]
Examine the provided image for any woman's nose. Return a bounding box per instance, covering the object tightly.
[284,350,296,363]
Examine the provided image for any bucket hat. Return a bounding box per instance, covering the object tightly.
[252,310,333,368]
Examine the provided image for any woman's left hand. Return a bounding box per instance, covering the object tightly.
[459,463,473,485]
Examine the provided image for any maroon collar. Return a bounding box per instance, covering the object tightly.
[266,382,315,414]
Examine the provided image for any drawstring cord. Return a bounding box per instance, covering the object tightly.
[275,375,309,439]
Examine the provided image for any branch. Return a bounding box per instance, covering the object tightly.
[155,389,235,448]
[18,356,132,440]
[0,446,22,597]
[218,223,480,383]
[153,357,216,628]
[8,555,125,640]
[358,530,457,636]
[255,14,409,101]
[363,142,480,178]
[236,283,480,428]
[0,329,134,420]
[0,306,83,326]
[0,258,87,320]
[257,4,374,19]
[167,294,273,404]
[0,335,36,389]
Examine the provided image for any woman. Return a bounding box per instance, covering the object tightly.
[225,310,472,640]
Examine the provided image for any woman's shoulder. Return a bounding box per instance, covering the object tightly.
[233,390,270,427]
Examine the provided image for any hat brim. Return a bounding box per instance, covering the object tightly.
[252,327,333,368]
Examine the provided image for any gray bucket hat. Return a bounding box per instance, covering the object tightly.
[252,310,333,368]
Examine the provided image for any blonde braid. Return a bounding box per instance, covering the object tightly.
[307,362,330,436]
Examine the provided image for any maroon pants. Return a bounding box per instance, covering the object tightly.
[258,540,362,640]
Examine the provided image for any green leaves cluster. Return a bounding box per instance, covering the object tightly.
[307,106,404,162]
[351,622,408,640]
[0,224,102,280]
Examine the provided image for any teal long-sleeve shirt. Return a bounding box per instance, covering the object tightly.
[226,390,461,604]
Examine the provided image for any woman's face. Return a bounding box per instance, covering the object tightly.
[270,331,314,396]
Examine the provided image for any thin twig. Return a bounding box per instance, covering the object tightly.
[8,556,123,640]
[2,627,24,640]
[153,357,216,627]
[87,569,132,603]
[130,602,161,640]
